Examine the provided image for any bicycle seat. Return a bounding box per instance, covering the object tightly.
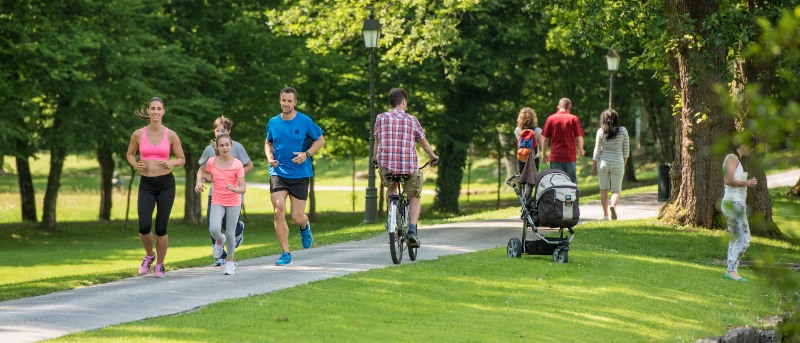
[385,174,410,182]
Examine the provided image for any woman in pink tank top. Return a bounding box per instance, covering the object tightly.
[125,97,186,278]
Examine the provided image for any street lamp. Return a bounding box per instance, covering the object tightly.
[605,48,620,109]
[363,10,381,223]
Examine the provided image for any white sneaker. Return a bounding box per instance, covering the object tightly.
[224,261,236,275]
[212,236,226,259]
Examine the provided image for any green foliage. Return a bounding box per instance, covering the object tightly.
[266,0,481,67]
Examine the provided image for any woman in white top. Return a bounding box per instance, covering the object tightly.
[591,109,629,220]
[721,141,757,282]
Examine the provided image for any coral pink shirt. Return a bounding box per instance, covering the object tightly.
[206,156,244,206]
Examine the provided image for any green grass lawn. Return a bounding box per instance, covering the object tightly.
[53,217,800,342]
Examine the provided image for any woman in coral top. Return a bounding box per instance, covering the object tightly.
[195,134,246,275]
[125,97,186,278]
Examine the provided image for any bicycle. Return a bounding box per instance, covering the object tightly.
[379,160,436,264]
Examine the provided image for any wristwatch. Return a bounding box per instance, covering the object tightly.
[305,151,313,158]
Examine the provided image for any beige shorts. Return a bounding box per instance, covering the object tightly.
[379,168,423,198]
[597,160,625,192]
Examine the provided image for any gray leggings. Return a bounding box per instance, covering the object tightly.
[209,204,241,258]
[722,200,750,272]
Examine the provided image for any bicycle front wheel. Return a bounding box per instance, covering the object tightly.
[388,199,404,264]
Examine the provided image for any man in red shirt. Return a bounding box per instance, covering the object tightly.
[542,98,585,183]
[374,88,438,247]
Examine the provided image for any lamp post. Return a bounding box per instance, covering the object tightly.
[605,48,620,109]
[363,11,381,223]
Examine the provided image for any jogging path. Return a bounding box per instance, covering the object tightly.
[1,169,797,342]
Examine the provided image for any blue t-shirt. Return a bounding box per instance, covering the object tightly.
[265,112,324,178]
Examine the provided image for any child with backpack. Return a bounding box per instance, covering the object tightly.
[515,107,543,173]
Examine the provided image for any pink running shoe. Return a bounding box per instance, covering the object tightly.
[138,255,155,275]
[153,263,166,278]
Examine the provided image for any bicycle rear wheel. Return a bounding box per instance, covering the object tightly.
[388,199,404,264]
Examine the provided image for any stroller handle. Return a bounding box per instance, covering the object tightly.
[505,174,519,186]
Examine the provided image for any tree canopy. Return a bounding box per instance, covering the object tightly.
[1,0,797,230]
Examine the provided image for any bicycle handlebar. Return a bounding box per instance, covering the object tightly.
[373,158,439,171]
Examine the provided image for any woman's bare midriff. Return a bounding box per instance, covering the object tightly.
[141,160,173,177]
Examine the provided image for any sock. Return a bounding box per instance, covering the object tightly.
[300,223,309,231]
[408,224,418,234]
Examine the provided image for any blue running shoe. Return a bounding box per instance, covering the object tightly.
[235,221,244,248]
[300,223,313,249]
[275,252,292,266]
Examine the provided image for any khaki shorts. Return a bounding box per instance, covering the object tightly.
[597,160,625,192]
[379,168,423,198]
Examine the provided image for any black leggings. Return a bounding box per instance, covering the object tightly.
[138,173,176,236]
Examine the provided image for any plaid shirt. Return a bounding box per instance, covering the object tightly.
[374,109,424,174]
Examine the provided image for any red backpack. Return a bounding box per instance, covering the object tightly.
[516,129,537,162]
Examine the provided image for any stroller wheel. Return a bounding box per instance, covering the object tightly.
[507,238,522,258]
[552,247,569,263]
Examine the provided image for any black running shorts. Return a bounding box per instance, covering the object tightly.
[269,176,310,200]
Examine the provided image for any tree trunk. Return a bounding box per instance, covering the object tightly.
[309,163,317,222]
[497,130,516,177]
[0,153,4,175]
[183,149,202,225]
[642,93,674,162]
[124,164,135,230]
[742,155,783,238]
[660,0,735,228]
[15,154,37,222]
[96,147,115,221]
[615,92,637,182]
[433,132,469,213]
[732,25,783,238]
[433,86,477,214]
[42,144,66,231]
[625,154,637,182]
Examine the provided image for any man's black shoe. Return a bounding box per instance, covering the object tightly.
[407,233,421,248]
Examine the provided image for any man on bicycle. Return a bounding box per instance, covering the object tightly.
[374,87,438,248]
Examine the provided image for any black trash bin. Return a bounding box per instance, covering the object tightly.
[658,163,671,202]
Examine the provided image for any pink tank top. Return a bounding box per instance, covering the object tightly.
[139,126,171,160]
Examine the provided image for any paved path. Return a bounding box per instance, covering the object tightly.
[1,170,796,343]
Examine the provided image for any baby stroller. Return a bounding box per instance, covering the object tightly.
[505,164,579,263]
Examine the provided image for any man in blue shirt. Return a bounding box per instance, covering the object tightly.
[264,87,326,266]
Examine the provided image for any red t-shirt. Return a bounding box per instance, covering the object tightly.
[542,110,584,163]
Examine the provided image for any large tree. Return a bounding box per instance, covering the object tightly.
[529,0,795,235]
[0,0,49,222]
[659,0,735,228]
